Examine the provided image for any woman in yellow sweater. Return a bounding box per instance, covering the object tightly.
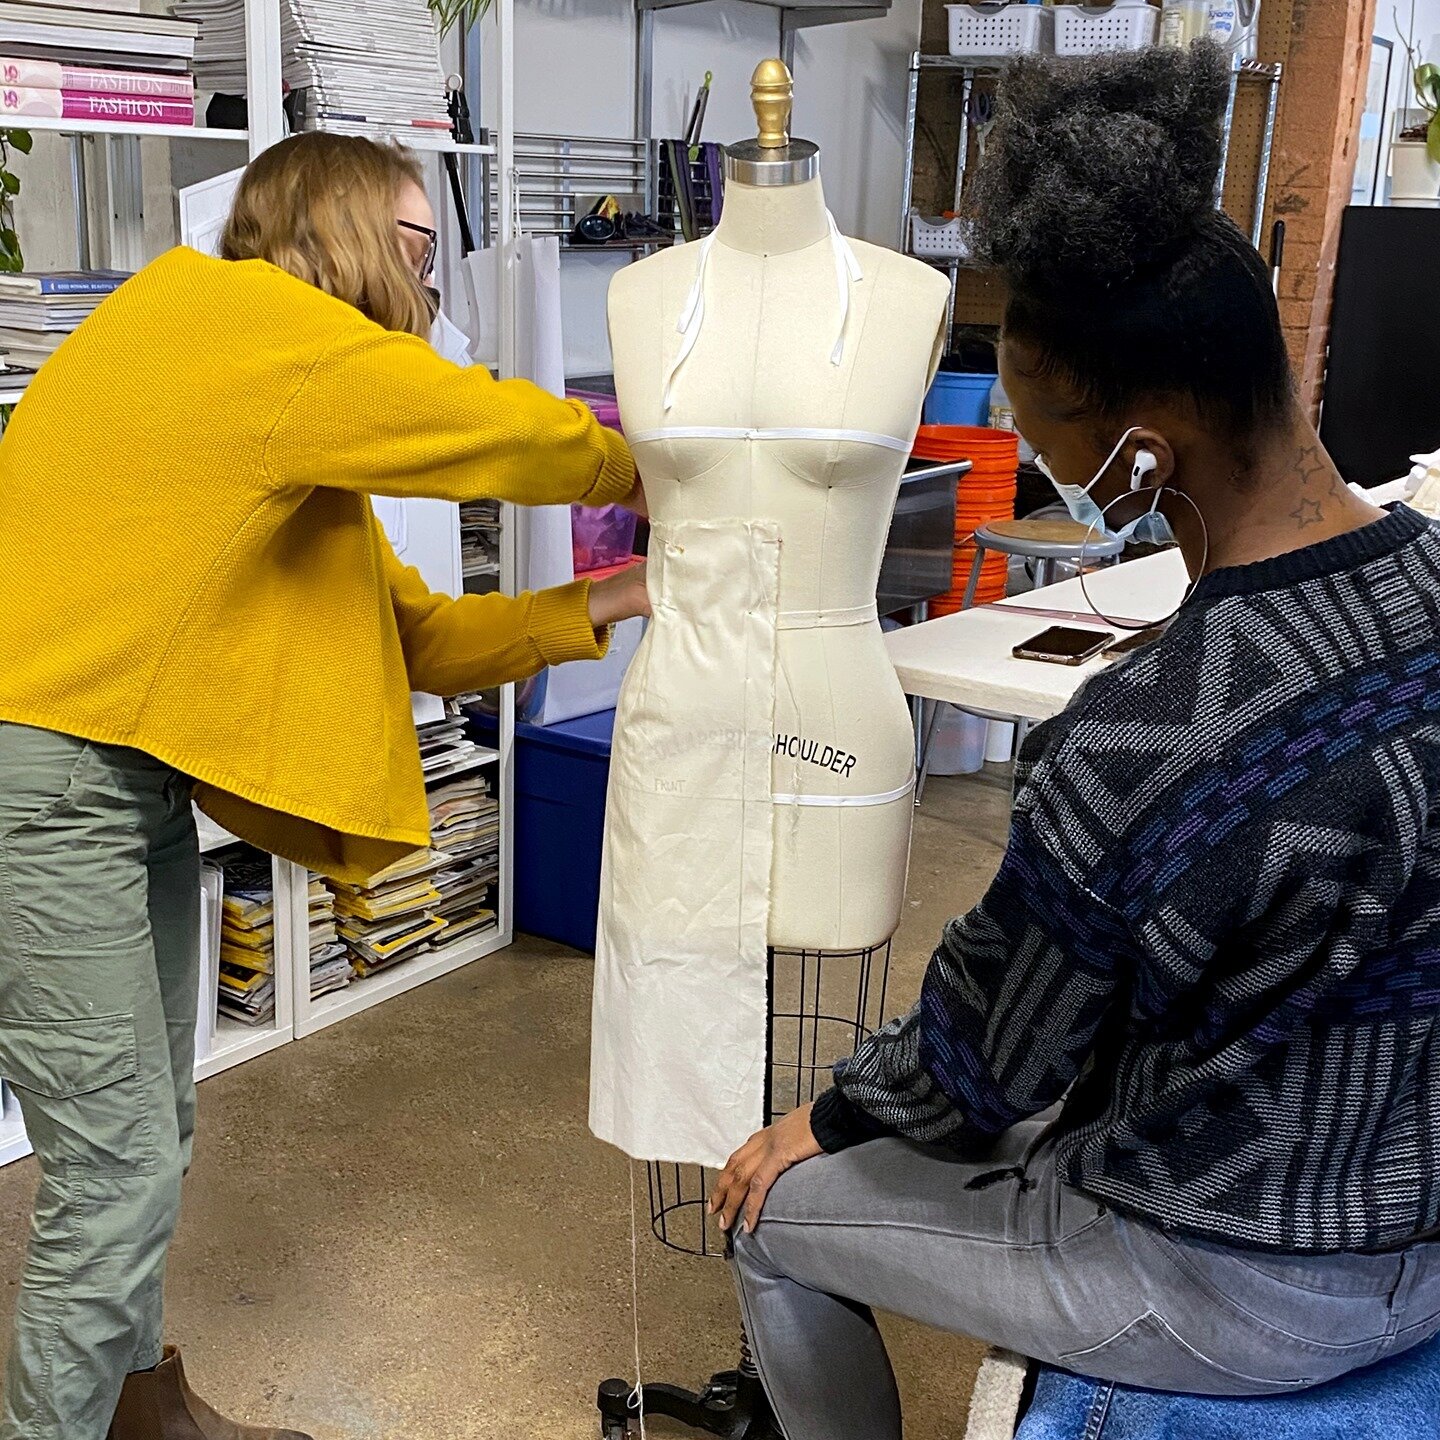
[0,134,646,1440]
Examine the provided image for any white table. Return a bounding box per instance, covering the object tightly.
[887,550,1189,750]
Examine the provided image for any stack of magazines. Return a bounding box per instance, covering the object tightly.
[326,708,499,977]
[174,0,450,139]
[217,852,276,1026]
[460,499,501,583]
[0,1,198,123]
[329,849,447,978]
[307,874,351,999]
[422,710,499,946]
[0,270,128,370]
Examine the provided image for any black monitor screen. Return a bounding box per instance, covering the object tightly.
[1319,206,1440,489]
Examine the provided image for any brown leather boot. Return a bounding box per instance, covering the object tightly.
[108,1347,313,1440]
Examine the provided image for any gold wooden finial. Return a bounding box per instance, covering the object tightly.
[752,58,793,149]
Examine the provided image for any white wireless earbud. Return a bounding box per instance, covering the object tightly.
[1130,449,1158,491]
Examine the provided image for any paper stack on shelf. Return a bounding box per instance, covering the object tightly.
[421,709,499,948]
[329,849,447,979]
[325,707,499,979]
[0,270,128,369]
[307,873,350,998]
[217,852,276,1026]
[0,1,198,75]
[460,499,501,582]
[174,0,450,139]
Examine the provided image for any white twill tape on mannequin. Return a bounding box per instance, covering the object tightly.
[662,212,863,411]
[627,426,912,453]
[770,777,916,807]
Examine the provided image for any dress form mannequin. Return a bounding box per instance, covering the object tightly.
[590,62,949,1173]
[608,63,950,951]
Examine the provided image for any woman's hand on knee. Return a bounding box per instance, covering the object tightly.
[710,1102,822,1236]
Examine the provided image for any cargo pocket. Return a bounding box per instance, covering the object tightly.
[0,1015,155,1177]
[0,735,91,844]
[1058,1310,1316,1394]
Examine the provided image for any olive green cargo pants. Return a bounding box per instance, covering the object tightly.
[0,722,199,1440]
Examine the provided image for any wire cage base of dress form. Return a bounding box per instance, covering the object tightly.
[597,940,894,1440]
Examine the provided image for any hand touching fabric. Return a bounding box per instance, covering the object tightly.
[710,1102,823,1235]
[619,475,648,519]
[587,562,650,627]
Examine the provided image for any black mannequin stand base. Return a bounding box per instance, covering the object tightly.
[597,1364,780,1440]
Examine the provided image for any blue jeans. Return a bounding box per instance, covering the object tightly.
[731,1121,1440,1440]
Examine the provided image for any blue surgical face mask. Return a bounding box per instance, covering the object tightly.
[1035,425,1175,546]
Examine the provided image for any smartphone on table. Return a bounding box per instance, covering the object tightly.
[1102,625,1168,659]
[1012,626,1115,666]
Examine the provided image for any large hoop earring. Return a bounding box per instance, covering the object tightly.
[1077,486,1210,632]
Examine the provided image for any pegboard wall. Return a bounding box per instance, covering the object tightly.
[916,0,1299,336]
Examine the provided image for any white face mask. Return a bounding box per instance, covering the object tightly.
[1035,425,1175,547]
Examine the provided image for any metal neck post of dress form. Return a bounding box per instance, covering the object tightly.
[723,58,819,189]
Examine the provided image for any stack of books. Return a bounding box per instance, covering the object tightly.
[175,0,450,140]
[329,849,448,979]
[0,2,198,125]
[217,852,276,1027]
[460,499,501,583]
[306,874,351,999]
[0,270,128,369]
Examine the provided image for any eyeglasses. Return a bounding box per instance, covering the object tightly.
[397,219,438,282]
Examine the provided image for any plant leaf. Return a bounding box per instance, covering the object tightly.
[6,128,30,154]
[428,0,492,33]
[1429,110,1440,165]
[1,171,18,195]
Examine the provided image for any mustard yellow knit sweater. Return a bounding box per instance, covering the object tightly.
[0,247,636,881]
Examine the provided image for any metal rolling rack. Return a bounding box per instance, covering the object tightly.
[899,51,1284,336]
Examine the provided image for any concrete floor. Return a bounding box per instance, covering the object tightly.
[0,769,1013,1440]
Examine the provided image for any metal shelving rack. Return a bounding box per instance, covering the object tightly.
[0,0,522,1169]
[634,0,892,215]
[899,49,1283,336]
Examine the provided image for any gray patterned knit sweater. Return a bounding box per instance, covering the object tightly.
[812,507,1440,1253]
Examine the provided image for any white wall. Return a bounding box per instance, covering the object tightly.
[492,0,925,375]
[14,1,924,378]
[1370,0,1440,200]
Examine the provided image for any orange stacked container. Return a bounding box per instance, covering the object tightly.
[911,425,1020,615]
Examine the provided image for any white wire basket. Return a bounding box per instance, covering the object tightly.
[910,212,970,259]
[946,2,1054,58]
[1053,0,1160,55]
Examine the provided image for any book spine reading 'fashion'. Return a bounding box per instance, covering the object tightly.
[0,87,195,124]
[0,57,194,99]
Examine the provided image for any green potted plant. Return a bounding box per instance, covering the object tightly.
[1392,4,1440,205]
[429,0,492,32]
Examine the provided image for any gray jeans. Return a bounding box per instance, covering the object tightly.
[731,1121,1440,1440]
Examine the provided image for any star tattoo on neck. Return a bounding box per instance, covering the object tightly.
[1292,496,1324,529]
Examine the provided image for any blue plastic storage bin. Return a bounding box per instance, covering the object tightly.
[475,708,614,953]
[924,370,997,426]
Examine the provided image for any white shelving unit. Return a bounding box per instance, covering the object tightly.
[0,0,520,1167]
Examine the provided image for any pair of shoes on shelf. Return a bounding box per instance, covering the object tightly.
[108,1347,312,1440]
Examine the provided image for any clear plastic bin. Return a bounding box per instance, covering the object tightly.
[572,504,639,576]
